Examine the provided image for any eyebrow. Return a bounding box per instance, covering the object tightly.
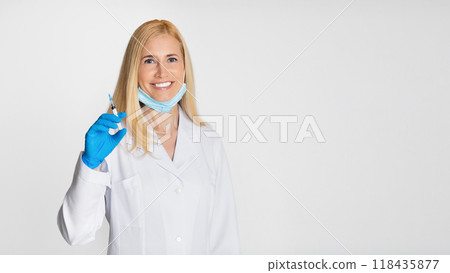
[141,54,179,59]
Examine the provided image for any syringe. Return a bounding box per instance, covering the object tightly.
[109,94,123,130]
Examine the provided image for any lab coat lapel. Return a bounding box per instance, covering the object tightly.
[152,104,199,178]
[121,104,199,179]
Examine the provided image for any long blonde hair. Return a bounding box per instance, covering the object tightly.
[106,19,204,157]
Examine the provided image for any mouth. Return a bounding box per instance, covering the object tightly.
[151,81,174,91]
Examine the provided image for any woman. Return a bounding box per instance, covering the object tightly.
[57,20,241,255]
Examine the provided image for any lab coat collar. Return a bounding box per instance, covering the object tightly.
[121,104,200,178]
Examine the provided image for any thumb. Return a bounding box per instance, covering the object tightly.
[118,112,127,119]
[112,128,127,144]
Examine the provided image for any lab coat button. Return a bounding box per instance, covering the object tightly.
[176,236,182,242]
[175,188,182,194]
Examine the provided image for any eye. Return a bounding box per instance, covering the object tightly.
[168,57,177,62]
[144,59,154,64]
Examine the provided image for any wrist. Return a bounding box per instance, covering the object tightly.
[81,153,102,169]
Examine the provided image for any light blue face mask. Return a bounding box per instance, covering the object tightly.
[138,71,187,113]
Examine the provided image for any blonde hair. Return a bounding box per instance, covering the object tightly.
[106,19,205,157]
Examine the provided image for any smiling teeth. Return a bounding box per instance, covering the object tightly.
[154,82,172,88]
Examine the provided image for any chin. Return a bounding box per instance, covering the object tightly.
[153,93,176,102]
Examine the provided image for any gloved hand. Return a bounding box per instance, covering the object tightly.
[81,112,127,169]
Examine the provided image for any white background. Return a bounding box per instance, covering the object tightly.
[0,0,449,254]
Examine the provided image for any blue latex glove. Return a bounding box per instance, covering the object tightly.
[81,112,127,169]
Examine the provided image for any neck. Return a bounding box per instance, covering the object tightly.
[140,102,179,133]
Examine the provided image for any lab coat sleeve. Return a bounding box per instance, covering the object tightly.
[209,138,241,254]
[57,151,111,246]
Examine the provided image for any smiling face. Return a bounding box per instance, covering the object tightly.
[138,34,185,102]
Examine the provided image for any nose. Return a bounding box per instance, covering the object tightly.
[155,63,169,79]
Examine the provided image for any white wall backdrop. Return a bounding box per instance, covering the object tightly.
[0,0,449,254]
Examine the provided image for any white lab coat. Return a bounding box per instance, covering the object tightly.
[57,104,241,254]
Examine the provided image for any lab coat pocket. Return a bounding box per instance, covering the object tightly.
[114,175,145,228]
[120,175,140,190]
